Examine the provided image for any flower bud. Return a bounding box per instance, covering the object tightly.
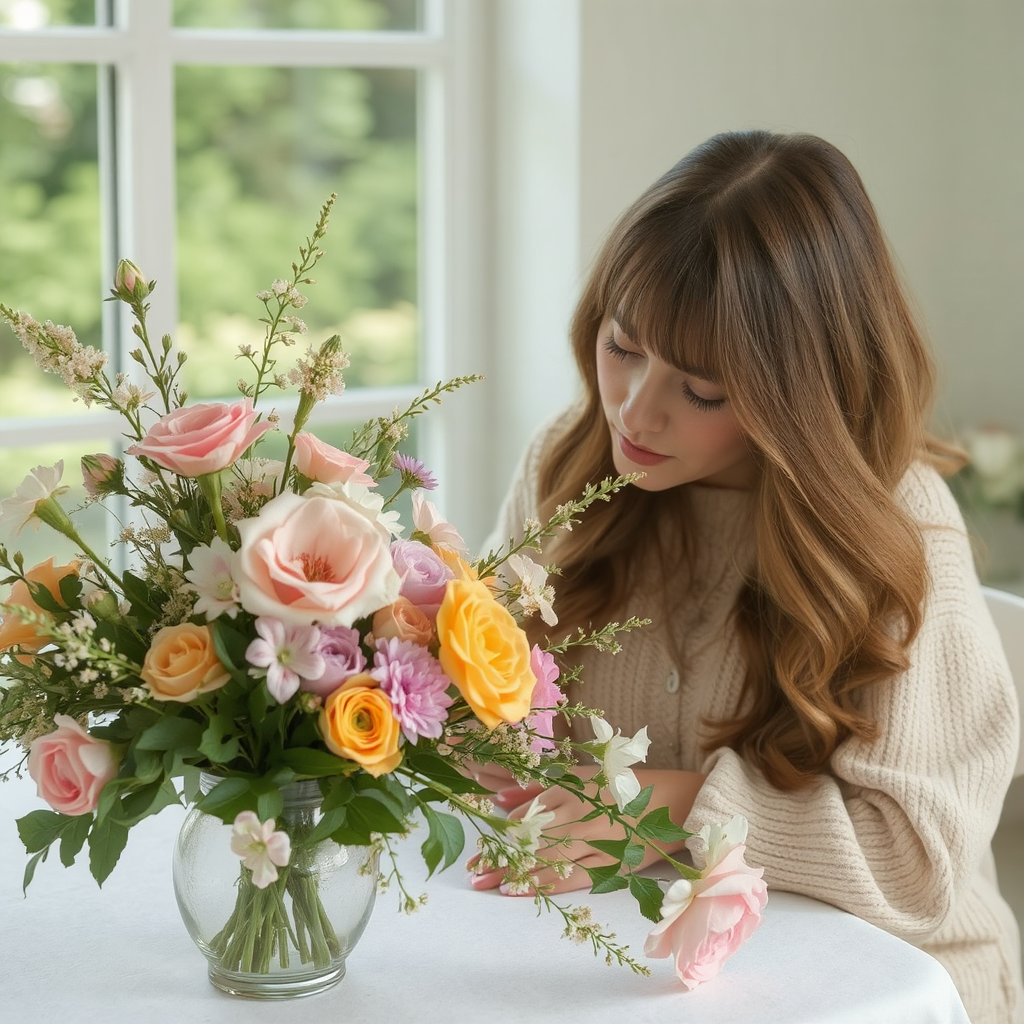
[113,259,151,303]
[81,453,124,498]
[84,589,121,622]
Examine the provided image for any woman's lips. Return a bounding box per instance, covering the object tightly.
[618,432,669,466]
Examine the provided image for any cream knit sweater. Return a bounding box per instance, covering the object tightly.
[488,420,1023,1024]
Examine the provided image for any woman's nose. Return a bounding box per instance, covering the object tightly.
[619,370,667,434]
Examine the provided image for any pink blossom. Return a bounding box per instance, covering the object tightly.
[523,645,565,753]
[294,432,375,488]
[411,492,468,554]
[245,617,324,703]
[28,715,118,816]
[234,492,400,627]
[127,398,275,478]
[371,637,453,742]
[390,539,454,617]
[304,625,367,696]
[230,811,291,889]
[644,816,767,989]
[80,453,122,498]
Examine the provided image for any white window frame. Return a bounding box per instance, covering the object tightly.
[0,0,489,540]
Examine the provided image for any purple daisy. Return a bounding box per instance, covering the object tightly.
[393,452,437,491]
[370,637,453,743]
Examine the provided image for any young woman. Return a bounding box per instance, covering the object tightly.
[472,131,1022,1024]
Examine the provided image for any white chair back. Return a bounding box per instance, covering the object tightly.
[982,587,1024,778]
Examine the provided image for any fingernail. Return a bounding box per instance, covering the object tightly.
[498,882,510,895]
[470,873,490,889]
[494,789,518,807]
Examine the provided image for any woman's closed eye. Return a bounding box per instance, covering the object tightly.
[682,382,727,412]
[603,335,640,361]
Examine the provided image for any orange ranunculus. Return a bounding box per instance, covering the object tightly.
[436,579,536,729]
[0,558,80,662]
[319,674,402,777]
[140,623,231,702]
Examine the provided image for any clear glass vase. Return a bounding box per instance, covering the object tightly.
[173,774,379,999]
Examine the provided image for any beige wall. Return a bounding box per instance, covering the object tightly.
[483,0,1024,541]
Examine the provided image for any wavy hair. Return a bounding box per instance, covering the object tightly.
[536,130,962,789]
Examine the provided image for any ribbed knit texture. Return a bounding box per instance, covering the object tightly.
[488,418,1023,1024]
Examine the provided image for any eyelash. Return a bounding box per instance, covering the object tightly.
[603,336,727,412]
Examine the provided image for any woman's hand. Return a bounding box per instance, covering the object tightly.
[468,768,706,895]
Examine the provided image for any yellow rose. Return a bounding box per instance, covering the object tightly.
[436,579,536,729]
[319,674,403,777]
[141,623,231,702]
[0,558,80,663]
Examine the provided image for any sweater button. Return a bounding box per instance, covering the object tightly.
[665,667,680,694]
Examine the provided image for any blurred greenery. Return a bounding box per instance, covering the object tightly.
[1,0,420,491]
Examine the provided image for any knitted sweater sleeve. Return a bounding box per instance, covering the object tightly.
[686,464,1020,941]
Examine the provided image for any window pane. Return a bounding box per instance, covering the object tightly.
[0,61,102,420]
[0,0,97,29]
[172,0,421,32]
[174,65,418,399]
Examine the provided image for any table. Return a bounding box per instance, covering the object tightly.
[0,771,970,1024]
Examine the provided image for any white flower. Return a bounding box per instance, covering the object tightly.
[507,553,558,626]
[306,479,404,538]
[590,715,650,812]
[184,536,241,620]
[411,492,468,553]
[505,796,557,855]
[230,811,292,889]
[696,814,749,870]
[0,462,69,537]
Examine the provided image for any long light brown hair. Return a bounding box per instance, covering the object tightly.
[537,130,962,789]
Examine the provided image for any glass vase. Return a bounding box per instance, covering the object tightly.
[173,774,379,999]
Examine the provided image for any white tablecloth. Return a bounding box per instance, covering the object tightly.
[0,771,970,1024]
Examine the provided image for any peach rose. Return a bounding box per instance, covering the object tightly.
[127,398,275,477]
[436,579,536,729]
[645,817,767,989]
[235,491,400,627]
[28,714,118,816]
[319,673,402,777]
[372,597,434,646]
[0,558,80,660]
[294,433,375,488]
[140,623,231,702]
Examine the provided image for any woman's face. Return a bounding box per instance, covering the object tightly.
[595,317,756,491]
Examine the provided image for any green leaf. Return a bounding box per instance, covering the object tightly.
[622,785,654,818]
[346,794,406,836]
[17,810,73,853]
[277,747,349,778]
[635,806,689,844]
[118,778,181,824]
[197,776,255,822]
[629,874,666,922]
[320,777,355,813]
[135,716,204,752]
[58,572,83,607]
[256,784,283,823]
[25,579,64,614]
[22,849,48,893]
[88,817,130,886]
[404,751,489,794]
[198,716,241,764]
[622,841,646,869]
[211,619,252,685]
[306,805,350,845]
[121,569,159,618]
[587,864,629,895]
[58,814,92,867]
[421,806,465,877]
[585,837,628,861]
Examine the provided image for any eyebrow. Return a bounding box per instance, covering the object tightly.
[611,311,722,385]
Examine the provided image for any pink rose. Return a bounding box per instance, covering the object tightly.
[80,453,122,497]
[294,433,375,488]
[28,714,118,816]
[644,821,767,989]
[390,539,454,617]
[127,398,275,477]
[235,491,400,627]
[523,645,565,753]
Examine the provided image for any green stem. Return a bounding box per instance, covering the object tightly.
[196,473,229,543]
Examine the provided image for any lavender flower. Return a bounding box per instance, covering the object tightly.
[305,625,367,696]
[371,637,453,743]
[393,453,437,491]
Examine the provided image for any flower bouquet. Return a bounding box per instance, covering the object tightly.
[0,196,766,997]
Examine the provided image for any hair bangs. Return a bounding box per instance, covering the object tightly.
[602,224,726,385]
